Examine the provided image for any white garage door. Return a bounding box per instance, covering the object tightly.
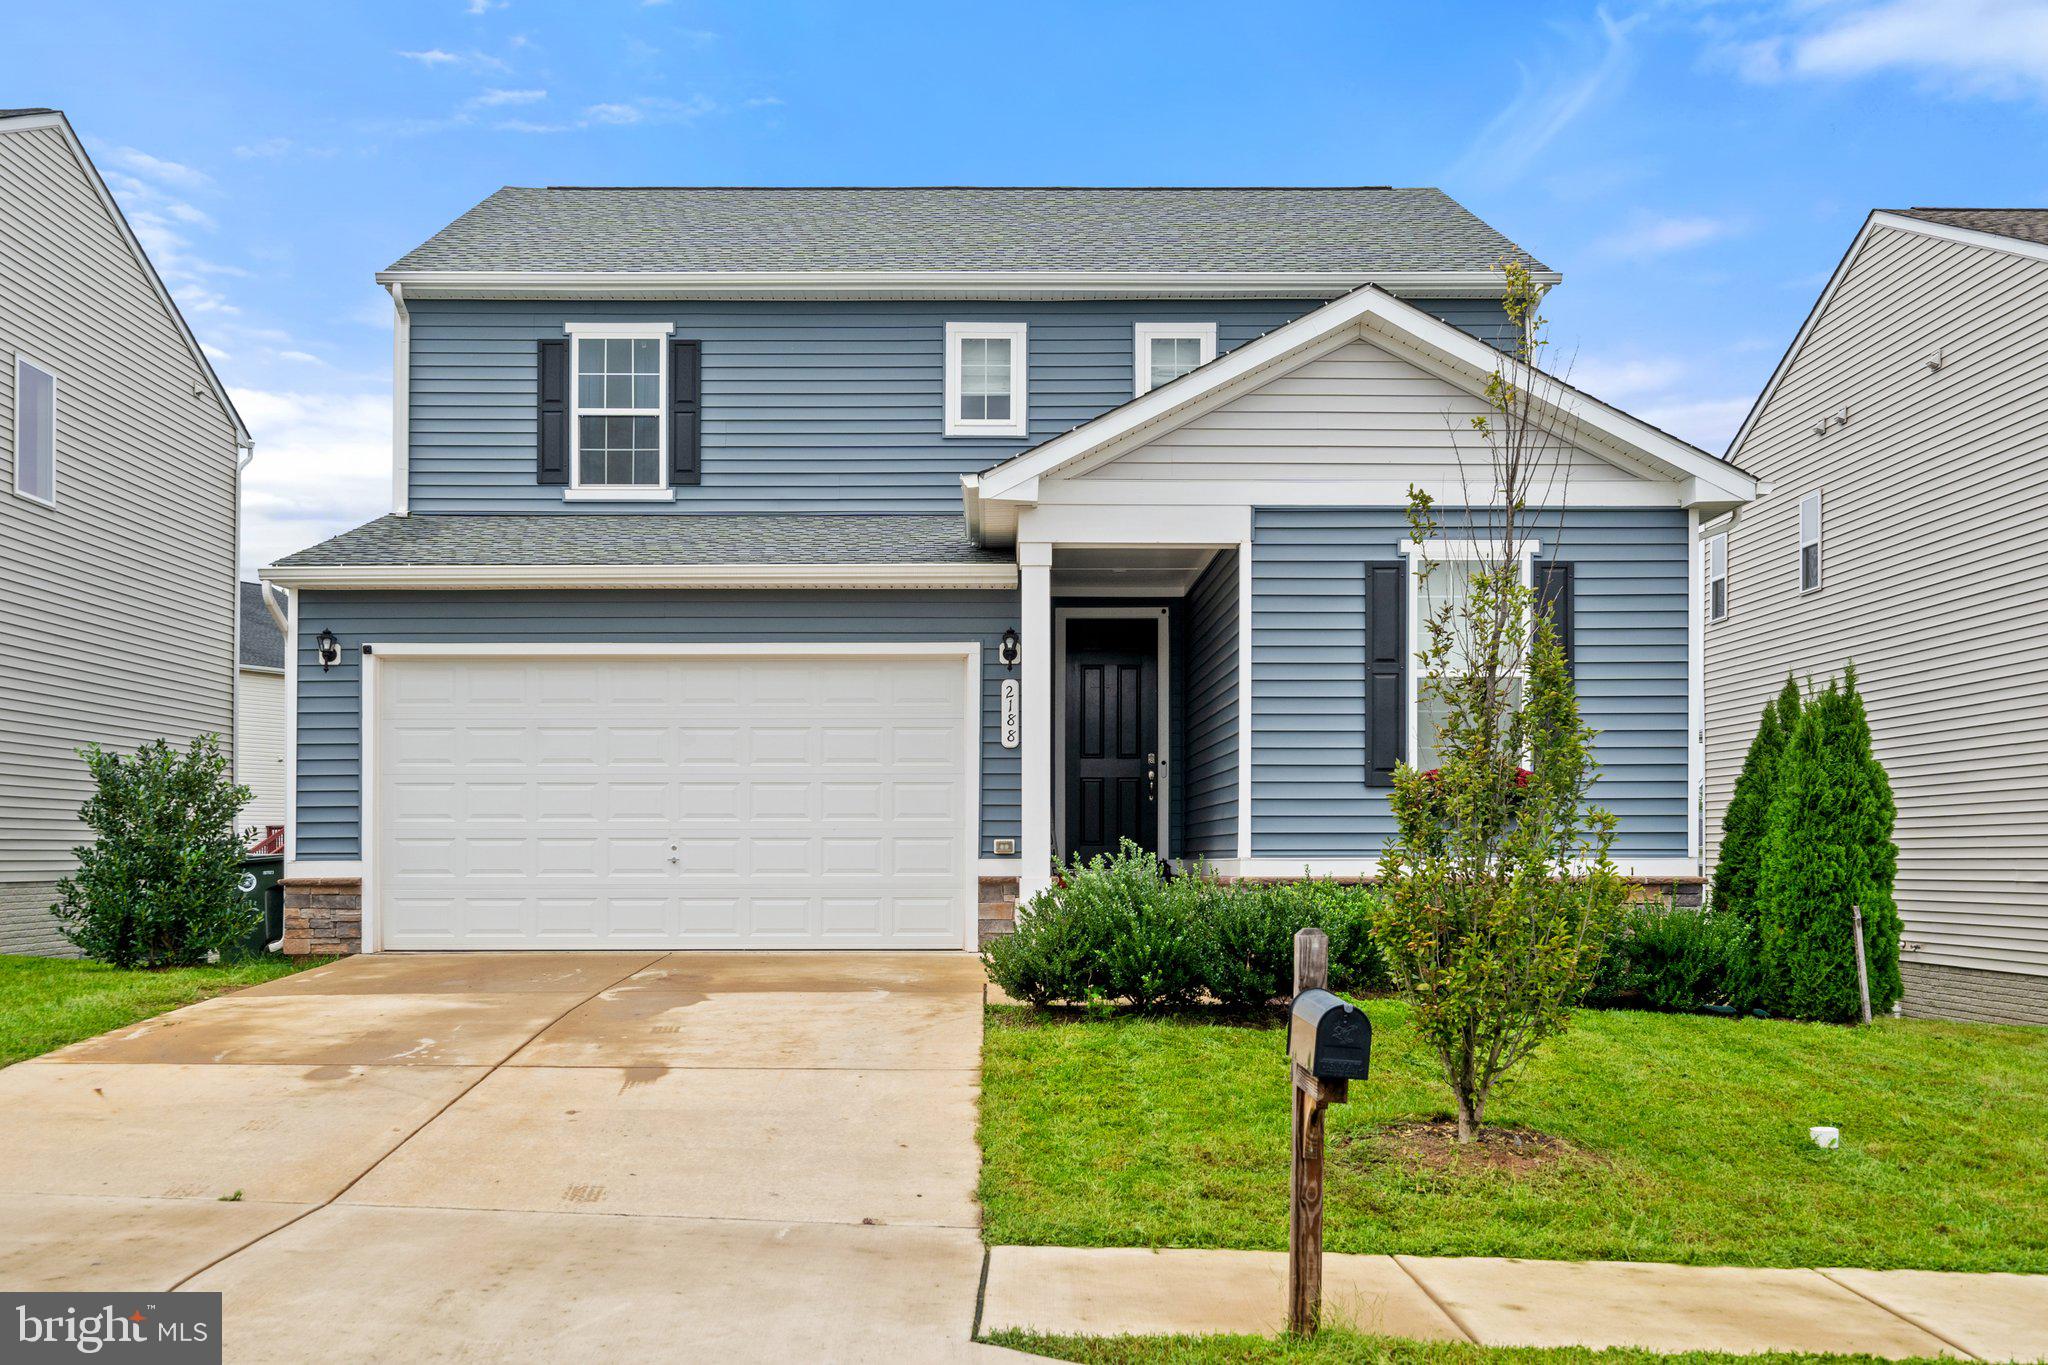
[370,651,973,950]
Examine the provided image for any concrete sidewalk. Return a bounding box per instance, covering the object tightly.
[980,1246,2048,1361]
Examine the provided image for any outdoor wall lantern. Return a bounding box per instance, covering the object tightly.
[998,628,1021,671]
[316,628,341,672]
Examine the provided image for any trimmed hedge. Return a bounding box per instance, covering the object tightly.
[1588,900,1748,1013]
[983,841,1386,1011]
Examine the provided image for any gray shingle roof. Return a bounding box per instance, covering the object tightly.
[385,186,1548,275]
[273,514,1009,569]
[240,582,285,668]
[1897,207,2048,249]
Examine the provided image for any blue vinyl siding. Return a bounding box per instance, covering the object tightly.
[1183,549,1240,858]
[1250,507,1689,858]
[405,297,1513,515]
[293,589,1020,861]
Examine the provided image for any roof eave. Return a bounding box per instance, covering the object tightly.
[259,562,1019,591]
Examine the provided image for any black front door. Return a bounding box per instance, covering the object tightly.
[1063,618,1159,863]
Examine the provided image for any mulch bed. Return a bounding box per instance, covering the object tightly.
[1348,1117,1592,1173]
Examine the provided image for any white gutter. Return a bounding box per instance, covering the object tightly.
[372,267,1563,302]
[389,282,410,516]
[259,562,1019,591]
[260,579,290,632]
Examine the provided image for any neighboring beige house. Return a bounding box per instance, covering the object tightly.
[1704,207,2048,1026]
[238,582,287,836]
[0,108,250,954]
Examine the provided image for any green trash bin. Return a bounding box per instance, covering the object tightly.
[238,853,285,955]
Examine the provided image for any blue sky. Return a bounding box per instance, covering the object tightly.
[6,0,2048,571]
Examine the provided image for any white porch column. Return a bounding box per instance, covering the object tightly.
[1019,541,1055,898]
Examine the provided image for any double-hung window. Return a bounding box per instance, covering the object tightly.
[567,322,671,499]
[1798,492,1822,593]
[944,322,1028,437]
[1132,322,1217,395]
[1706,533,1729,622]
[1402,539,1536,771]
[13,354,56,506]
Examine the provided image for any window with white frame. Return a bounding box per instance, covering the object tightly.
[13,355,56,506]
[569,324,669,490]
[1798,492,1822,593]
[1404,539,1535,770]
[1133,322,1217,395]
[943,322,1028,437]
[1706,533,1729,622]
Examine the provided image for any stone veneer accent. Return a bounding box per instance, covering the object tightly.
[1902,960,2048,1026]
[282,877,363,956]
[978,876,1020,945]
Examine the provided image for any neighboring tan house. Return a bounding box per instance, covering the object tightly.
[239,582,288,836]
[261,186,1754,956]
[0,108,250,955]
[1704,208,2048,1026]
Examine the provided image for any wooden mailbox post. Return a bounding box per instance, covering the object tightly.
[1287,926,1367,1337]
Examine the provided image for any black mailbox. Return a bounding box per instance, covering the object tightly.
[1288,989,1371,1081]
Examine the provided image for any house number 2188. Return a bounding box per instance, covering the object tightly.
[1000,678,1020,749]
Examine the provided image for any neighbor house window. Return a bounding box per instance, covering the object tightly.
[1403,539,1535,770]
[1798,492,1822,593]
[566,322,671,494]
[13,355,56,506]
[944,322,1028,437]
[1706,533,1728,622]
[1133,322,1217,395]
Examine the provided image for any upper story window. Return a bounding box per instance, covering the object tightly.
[566,322,672,500]
[1706,533,1728,622]
[1133,322,1217,395]
[12,355,57,506]
[1798,492,1822,593]
[944,322,1028,438]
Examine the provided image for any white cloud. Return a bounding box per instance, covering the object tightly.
[470,87,546,106]
[743,95,784,109]
[99,144,212,191]
[1447,8,1639,187]
[583,102,644,125]
[466,0,507,12]
[1730,0,2048,99]
[1572,355,1688,401]
[235,387,393,573]
[1633,395,1758,452]
[278,350,324,364]
[397,48,462,65]
[233,137,293,159]
[1592,213,1742,259]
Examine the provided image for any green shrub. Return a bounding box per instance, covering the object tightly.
[53,736,256,968]
[1755,665,1903,1021]
[1589,899,1747,1012]
[1713,676,1800,931]
[1195,880,1300,1010]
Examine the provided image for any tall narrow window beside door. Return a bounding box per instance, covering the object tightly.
[1132,322,1217,394]
[1798,492,1822,593]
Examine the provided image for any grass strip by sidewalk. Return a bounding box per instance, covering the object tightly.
[979,1000,2048,1272]
[0,953,321,1067]
[989,1330,1945,1365]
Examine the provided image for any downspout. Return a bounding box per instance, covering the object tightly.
[389,282,410,516]
[260,575,291,954]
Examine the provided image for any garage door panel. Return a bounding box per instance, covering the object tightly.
[375,653,970,950]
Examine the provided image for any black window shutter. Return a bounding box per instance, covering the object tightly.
[1364,562,1406,788]
[536,339,568,485]
[669,339,702,486]
[1536,560,1576,675]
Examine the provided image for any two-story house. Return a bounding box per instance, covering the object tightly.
[1,108,250,955]
[261,186,1755,954]
[1704,207,2048,1026]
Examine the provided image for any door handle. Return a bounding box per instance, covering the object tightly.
[1147,753,1157,798]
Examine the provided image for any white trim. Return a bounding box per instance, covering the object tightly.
[562,487,676,503]
[1052,606,1172,863]
[1400,537,1537,770]
[282,588,299,863]
[1132,321,1217,395]
[1705,531,1729,623]
[1204,856,1702,881]
[373,267,1564,302]
[240,664,285,678]
[259,562,1019,591]
[285,860,360,880]
[1688,508,1705,870]
[357,640,984,953]
[566,324,673,495]
[0,111,249,445]
[389,284,410,516]
[973,285,1755,513]
[944,321,1029,438]
[1798,491,1823,593]
[977,857,1023,879]
[10,352,58,507]
[1235,538,1254,861]
[1019,547,1054,898]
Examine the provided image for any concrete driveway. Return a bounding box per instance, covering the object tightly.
[0,951,1006,1361]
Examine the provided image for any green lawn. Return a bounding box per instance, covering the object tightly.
[991,1331,1943,1365]
[978,1001,2048,1272]
[0,953,320,1067]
